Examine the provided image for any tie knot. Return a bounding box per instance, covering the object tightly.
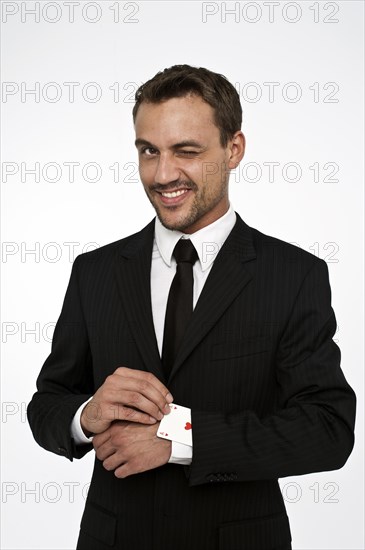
[173,239,198,265]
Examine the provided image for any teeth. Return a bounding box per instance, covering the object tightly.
[161,189,188,198]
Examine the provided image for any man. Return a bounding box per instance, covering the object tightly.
[28,65,356,550]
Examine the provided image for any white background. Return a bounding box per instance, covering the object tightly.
[1,1,364,548]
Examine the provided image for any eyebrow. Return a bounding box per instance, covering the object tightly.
[134,138,205,150]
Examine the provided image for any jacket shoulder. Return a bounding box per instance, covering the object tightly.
[73,219,155,267]
[249,225,324,270]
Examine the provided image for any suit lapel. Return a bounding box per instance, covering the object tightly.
[168,214,256,382]
[113,219,165,381]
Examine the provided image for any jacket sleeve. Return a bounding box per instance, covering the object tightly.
[188,259,356,486]
[27,256,94,461]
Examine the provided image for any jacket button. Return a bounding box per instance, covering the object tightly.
[206,474,217,482]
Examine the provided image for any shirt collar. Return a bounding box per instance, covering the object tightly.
[154,203,237,272]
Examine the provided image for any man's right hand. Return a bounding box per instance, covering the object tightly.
[80,367,173,436]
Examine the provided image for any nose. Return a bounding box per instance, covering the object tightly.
[154,153,181,186]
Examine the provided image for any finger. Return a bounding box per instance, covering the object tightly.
[110,403,159,425]
[92,429,111,449]
[116,377,172,415]
[96,442,115,462]
[102,374,170,420]
[114,367,173,403]
[113,454,146,478]
[114,462,131,479]
[110,378,172,417]
[103,452,126,472]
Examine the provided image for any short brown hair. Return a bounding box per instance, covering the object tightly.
[132,64,242,147]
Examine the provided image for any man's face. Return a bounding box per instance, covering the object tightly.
[134,94,244,233]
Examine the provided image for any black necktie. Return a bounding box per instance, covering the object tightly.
[161,239,198,379]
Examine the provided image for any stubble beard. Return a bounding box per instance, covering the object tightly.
[144,180,229,233]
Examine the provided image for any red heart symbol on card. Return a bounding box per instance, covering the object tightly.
[184,422,192,430]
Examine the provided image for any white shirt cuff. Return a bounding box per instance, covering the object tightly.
[168,441,193,465]
[70,398,94,445]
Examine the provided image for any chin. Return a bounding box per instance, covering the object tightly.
[159,218,184,232]
[158,214,191,232]
[154,206,187,230]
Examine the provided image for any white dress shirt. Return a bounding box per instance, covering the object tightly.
[71,204,237,465]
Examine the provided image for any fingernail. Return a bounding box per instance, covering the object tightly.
[166,393,173,403]
[164,403,171,414]
[157,411,164,420]
[149,416,157,423]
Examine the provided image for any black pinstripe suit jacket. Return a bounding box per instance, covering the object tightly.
[27,213,356,550]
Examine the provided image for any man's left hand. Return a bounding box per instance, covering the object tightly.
[92,420,171,478]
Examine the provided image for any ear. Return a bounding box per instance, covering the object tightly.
[227,131,245,170]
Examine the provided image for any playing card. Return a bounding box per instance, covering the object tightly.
[157,403,192,446]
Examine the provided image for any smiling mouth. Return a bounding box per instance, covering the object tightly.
[155,188,192,206]
[159,189,189,198]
